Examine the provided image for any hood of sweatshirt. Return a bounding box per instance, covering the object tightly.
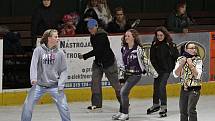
[41,44,59,53]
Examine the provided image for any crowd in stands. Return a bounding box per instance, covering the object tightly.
[30,0,194,40]
[0,0,198,51]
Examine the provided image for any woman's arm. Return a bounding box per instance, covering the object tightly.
[187,58,203,79]
[30,47,40,85]
[173,57,187,78]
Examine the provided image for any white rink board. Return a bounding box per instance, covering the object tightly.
[37,35,123,88]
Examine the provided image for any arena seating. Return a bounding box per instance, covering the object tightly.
[0,11,214,46]
[127,11,215,33]
[0,16,31,47]
[0,16,32,89]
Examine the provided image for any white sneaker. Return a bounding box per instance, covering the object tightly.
[112,112,122,120]
[118,113,129,121]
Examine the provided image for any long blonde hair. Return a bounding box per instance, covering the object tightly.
[40,29,58,45]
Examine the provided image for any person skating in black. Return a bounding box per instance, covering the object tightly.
[78,19,121,110]
[147,26,179,117]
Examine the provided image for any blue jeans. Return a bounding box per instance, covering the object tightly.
[21,85,71,121]
[153,73,170,106]
[120,75,141,114]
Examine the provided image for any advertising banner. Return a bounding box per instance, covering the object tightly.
[210,32,215,81]
[37,36,122,88]
[140,32,210,84]
[37,32,210,88]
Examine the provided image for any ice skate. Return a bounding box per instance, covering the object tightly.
[147,105,160,114]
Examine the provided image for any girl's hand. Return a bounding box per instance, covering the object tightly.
[179,57,187,65]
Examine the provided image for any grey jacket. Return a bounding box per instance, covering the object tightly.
[30,44,67,89]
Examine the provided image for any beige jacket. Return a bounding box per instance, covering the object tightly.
[173,56,203,87]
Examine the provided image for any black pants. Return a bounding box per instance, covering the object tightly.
[152,73,170,106]
[179,87,200,121]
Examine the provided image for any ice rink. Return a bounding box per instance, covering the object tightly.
[0,95,214,121]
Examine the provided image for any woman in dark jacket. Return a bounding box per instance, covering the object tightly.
[31,0,58,45]
[147,26,177,117]
[167,2,194,33]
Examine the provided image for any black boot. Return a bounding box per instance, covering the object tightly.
[87,105,102,110]
[147,105,160,114]
[159,109,167,117]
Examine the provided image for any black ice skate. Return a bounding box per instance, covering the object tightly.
[159,109,167,117]
[147,106,160,114]
[87,105,102,111]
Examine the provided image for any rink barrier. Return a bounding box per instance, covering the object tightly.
[0,39,2,92]
[1,32,215,106]
[36,32,211,88]
[0,82,215,106]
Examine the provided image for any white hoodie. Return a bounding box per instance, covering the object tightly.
[30,44,67,89]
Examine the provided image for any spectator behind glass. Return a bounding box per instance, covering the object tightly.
[60,13,80,36]
[167,2,194,33]
[31,0,58,46]
[76,8,99,34]
[106,7,131,33]
[84,0,112,29]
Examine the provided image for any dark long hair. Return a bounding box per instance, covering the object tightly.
[121,29,141,47]
[153,26,173,47]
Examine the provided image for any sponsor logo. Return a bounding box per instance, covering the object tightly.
[141,42,206,61]
[177,41,206,60]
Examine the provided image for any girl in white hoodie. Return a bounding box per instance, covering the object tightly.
[21,29,71,121]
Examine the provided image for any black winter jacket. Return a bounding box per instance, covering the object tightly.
[106,19,130,33]
[150,41,173,74]
[31,2,58,37]
[167,11,193,33]
[83,29,115,68]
